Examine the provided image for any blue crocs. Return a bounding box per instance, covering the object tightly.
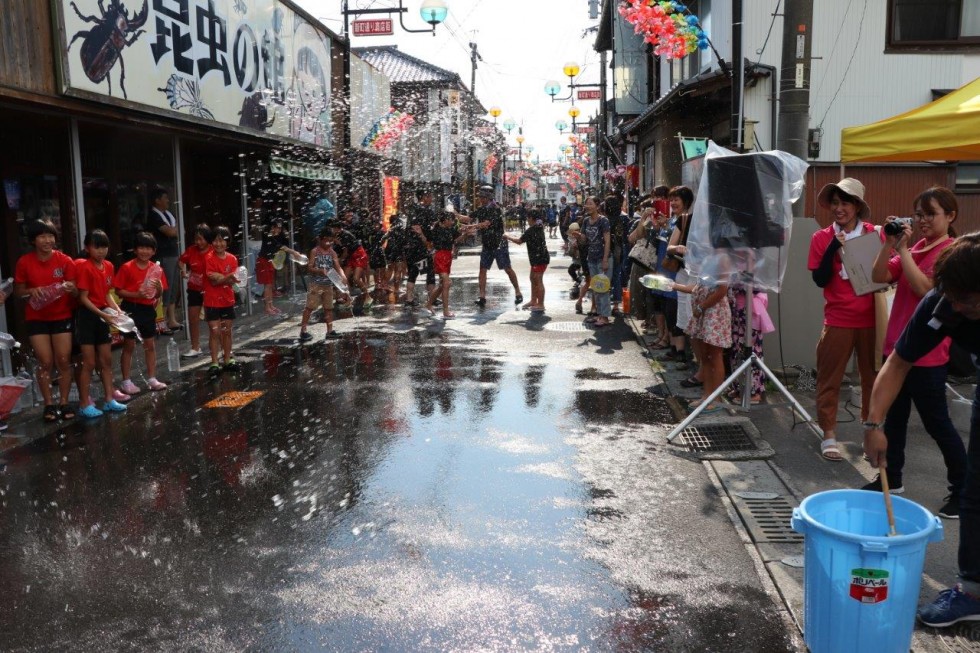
[102,399,128,413]
[78,404,103,419]
[918,585,980,627]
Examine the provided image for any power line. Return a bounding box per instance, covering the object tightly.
[818,0,867,130]
[753,0,781,64]
[812,0,854,100]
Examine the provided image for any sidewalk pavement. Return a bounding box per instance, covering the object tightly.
[625,315,978,652]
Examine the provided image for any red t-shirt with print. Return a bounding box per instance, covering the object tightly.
[203,251,238,308]
[14,250,77,322]
[807,222,880,328]
[74,258,115,310]
[114,259,168,306]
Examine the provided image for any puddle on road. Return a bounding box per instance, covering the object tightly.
[574,389,674,426]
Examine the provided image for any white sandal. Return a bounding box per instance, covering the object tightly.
[821,438,843,462]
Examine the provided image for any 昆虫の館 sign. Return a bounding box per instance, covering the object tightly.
[55,0,333,147]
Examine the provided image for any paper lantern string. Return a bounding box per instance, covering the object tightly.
[618,0,709,60]
[361,108,415,150]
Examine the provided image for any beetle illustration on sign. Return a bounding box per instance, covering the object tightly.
[67,0,149,100]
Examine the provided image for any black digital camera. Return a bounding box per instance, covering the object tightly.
[884,217,913,236]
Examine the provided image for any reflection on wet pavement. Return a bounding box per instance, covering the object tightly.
[0,319,792,650]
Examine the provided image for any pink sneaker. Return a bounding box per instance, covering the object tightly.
[146,378,168,391]
[120,380,141,395]
[112,389,131,402]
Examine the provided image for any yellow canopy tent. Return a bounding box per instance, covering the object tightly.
[841,77,980,163]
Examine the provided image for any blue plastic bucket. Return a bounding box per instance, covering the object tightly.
[791,490,943,653]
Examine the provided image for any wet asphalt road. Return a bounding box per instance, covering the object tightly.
[0,246,794,652]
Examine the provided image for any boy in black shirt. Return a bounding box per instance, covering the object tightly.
[505,208,551,312]
[424,213,473,319]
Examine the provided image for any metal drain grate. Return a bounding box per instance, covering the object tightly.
[741,496,802,544]
[680,423,756,452]
[935,627,980,652]
[544,321,592,333]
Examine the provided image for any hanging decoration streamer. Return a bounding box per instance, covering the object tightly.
[618,0,709,60]
[361,108,415,150]
[483,153,498,176]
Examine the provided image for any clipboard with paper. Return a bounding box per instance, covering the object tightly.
[840,230,890,296]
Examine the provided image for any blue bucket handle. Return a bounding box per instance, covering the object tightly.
[791,508,804,535]
[930,517,944,543]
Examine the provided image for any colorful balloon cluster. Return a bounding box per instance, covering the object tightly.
[361,108,415,150]
[618,0,709,60]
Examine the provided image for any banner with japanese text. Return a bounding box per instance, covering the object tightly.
[57,0,334,147]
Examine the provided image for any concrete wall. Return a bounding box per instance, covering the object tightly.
[763,217,824,371]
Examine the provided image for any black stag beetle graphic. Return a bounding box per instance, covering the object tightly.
[67,0,148,100]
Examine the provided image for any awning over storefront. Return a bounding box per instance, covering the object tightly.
[841,77,980,163]
[269,157,343,181]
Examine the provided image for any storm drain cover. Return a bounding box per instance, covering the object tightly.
[544,322,592,333]
[935,627,980,652]
[740,496,803,544]
[679,423,756,452]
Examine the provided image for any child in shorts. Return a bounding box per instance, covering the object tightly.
[74,230,128,417]
[505,208,551,312]
[203,226,239,372]
[178,223,214,359]
[425,213,472,319]
[114,231,168,393]
[299,228,349,341]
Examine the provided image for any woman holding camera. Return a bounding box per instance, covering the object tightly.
[864,186,964,518]
[808,178,881,461]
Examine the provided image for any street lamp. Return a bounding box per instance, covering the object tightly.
[544,61,601,103]
[555,120,568,135]
[502,118,516,135]
[515,134,525,202]
[419,0,448,28]
[568,105,581,130]
[489,106,501,123]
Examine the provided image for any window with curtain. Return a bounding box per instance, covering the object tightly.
[889,0,980,48]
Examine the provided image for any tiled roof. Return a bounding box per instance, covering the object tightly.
[353,46,463,87]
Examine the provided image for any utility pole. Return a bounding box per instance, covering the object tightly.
[468,41,482,211]
[777,0,813,214]
[731,0,744,150]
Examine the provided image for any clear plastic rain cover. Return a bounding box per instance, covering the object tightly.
[685,142,808,292]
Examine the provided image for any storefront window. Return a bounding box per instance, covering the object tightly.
[78,122,175,266]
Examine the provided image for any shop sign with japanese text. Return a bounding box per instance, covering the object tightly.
[55,0,334,147]
[352,19,392,36]
[577,89,601,100]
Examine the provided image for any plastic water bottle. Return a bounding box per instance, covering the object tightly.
[0,331,19,350]
[640,274,675,292]
[140,263,164,298]
[0,277,13,300]
[166,338,180,374]
[272,250,288,270]
[290,252,309,266]
[28,283,67,310]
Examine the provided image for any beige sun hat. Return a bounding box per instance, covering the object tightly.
[817,177,870,221]
[568,222,581,232]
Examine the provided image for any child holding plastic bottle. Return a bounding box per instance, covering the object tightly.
[504,208,550,312]
[178,223,214,359]
[299,228,349,342]
[74,229,128,417]
[114,231,168,394]
[203,226,240,372]
[13,219,78,422]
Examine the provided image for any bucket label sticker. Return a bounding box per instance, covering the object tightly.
[850,568,889,604]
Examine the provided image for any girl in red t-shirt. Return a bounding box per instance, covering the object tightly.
[178,223,214,359]
[114,231,168,394]
[13,220,78,422]
[74,230,128,417]
[203,226,239,372]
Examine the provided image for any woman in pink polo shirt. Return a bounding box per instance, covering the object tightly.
[863,186,964,519]
[808,178,880,461]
